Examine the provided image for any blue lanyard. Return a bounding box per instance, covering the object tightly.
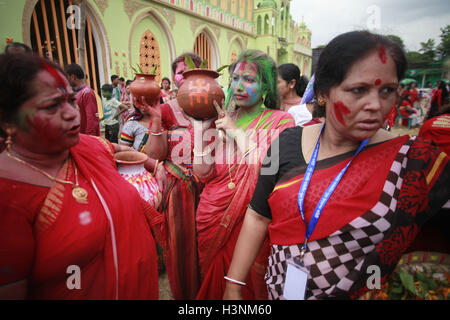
[297,125,369,253]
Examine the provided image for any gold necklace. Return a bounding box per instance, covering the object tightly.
[227,109,266,190]
[6,149,88,204]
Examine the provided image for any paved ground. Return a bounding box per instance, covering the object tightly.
[158,271,173,300]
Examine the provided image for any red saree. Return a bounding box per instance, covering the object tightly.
[158,100,203,300]
[195,110,294,300]
[266,135,449,299]
[0,135,160,299]
[419,114,450,155]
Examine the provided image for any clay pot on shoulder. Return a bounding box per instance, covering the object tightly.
[177,69,225,119]
[114,151,162,209]
[130,73,160,105]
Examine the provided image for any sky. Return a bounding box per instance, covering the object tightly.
[290,0,450,52]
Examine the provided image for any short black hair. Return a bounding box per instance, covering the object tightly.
[171,52,202,74]
[111,75,119,82]
[313,30,407,117]
[278,63,308,97]
[0,53,61,124]
[5,42,32,54]
[119,77,125,82]
[314,31,407,98]
[161,77,171,86]
[64,63,85,79]
[101,84,113,92]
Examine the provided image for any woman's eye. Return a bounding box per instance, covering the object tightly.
[380,87,396,95]
[44,103,59,111]
[351,87,366,94]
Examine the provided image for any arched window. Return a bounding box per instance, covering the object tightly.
[257,15,262,35]
[194,32,212,69]
[139,30,161,84]
[264,14,269,34]
[30,0,101,93]
[230,50,237,64]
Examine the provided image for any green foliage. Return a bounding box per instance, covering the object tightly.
[437,25,450,59]
[150,65,157,75]
[419,38,436,62]
[199,59,208,69]
[132,64,143,74]
[387,34,406,51]
[184,54,196,70]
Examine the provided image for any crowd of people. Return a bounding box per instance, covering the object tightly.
[0,31,449,300]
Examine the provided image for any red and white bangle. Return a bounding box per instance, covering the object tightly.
[224,276,246,286]
[150,130,165,136]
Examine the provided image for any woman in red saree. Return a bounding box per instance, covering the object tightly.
[137,53,204,300]
[223,31,450,300]
[0,54,162,299]
[193,50,294,299]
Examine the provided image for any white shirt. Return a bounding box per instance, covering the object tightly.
[288,104,312,126]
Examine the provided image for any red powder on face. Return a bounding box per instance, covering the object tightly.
[375,79,382,86]
[334,101,351,126]
[378,46,387,64]
[238,61,248,72]
[40,61,67,92]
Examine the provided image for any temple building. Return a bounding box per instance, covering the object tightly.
[0,0,312,91]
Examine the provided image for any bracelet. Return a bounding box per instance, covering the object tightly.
[242,144,257,159]
[224,276,246,286]
[152,160,159,176]
[150,130,165,136]
[193,147,211,157]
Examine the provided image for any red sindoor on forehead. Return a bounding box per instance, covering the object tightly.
[238,61,248,71]
[378,46,387,64]
[40,61,67,90]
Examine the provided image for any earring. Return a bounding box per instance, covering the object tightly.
[5,128,13,152]
[317,97,327,107]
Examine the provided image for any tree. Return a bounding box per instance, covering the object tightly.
[406,51,429,69]
[437,25,450,59]
[387,35,405,52]
[419,38,436,63]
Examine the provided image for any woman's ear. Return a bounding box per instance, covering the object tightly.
[289,79,296,90]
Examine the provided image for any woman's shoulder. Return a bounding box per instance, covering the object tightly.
[370,129,402,145]
[278,125,303,145]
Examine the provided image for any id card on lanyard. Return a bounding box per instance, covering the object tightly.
[283,125,369,300]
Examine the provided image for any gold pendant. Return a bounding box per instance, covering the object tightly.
[72,186,88,204]
[228,182,236,190]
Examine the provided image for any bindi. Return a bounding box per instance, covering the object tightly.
[375,79,382,86]
[334,101,351,126]
[378,46,387,64]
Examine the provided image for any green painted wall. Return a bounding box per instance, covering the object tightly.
[0,0,27,52]
[0,0,312,88]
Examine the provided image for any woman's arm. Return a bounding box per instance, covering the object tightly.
[223,208,271,300]
[0,279,27,300]
[191,118,217,178]
[132,97,168,161]
[146,116,168,161]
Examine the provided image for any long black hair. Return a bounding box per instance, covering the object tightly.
[278,63,308,97]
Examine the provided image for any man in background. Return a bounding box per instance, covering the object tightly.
[65,63,100,136]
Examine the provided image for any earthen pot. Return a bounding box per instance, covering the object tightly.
[130,73,160,105]
[177,69,225,119]
[114,151,161,209]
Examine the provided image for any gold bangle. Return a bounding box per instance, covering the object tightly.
[152,160,159,176]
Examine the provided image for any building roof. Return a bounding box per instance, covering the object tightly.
[257,0,277,9]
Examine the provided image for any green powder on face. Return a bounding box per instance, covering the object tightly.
[15,108,36,131]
